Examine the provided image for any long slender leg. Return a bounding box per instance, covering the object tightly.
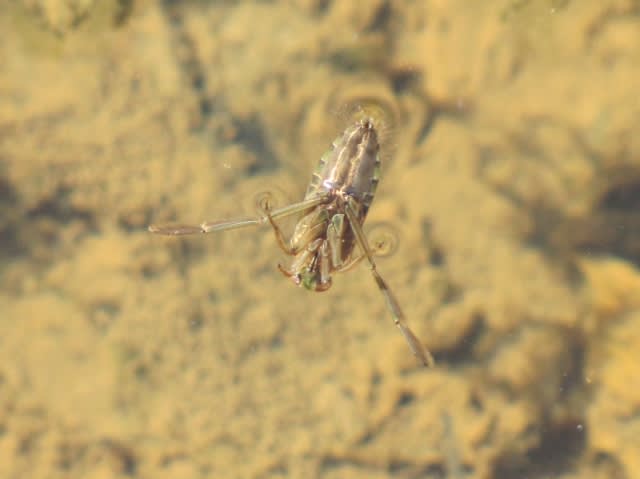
[148,195,328,236]
[344,197,435,367]
[148,218,259,236]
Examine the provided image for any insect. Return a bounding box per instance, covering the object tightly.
[149,104,434,367]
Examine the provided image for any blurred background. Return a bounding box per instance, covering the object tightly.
[1,1,639,478]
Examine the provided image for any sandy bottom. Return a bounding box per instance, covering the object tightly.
[1,1,639,478]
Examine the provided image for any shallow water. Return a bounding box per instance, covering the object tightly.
[1,1,639,478]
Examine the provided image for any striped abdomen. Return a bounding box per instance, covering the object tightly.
[305,118,381,218]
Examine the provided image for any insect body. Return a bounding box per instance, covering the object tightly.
[149,107,434,367]
[276,119,379,292]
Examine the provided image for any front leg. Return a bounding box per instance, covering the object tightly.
[260,194,331,256]
[262,203,298,256]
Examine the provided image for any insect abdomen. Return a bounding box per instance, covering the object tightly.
[306,119,381,216]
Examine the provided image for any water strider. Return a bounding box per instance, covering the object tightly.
[149,104,434,367]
